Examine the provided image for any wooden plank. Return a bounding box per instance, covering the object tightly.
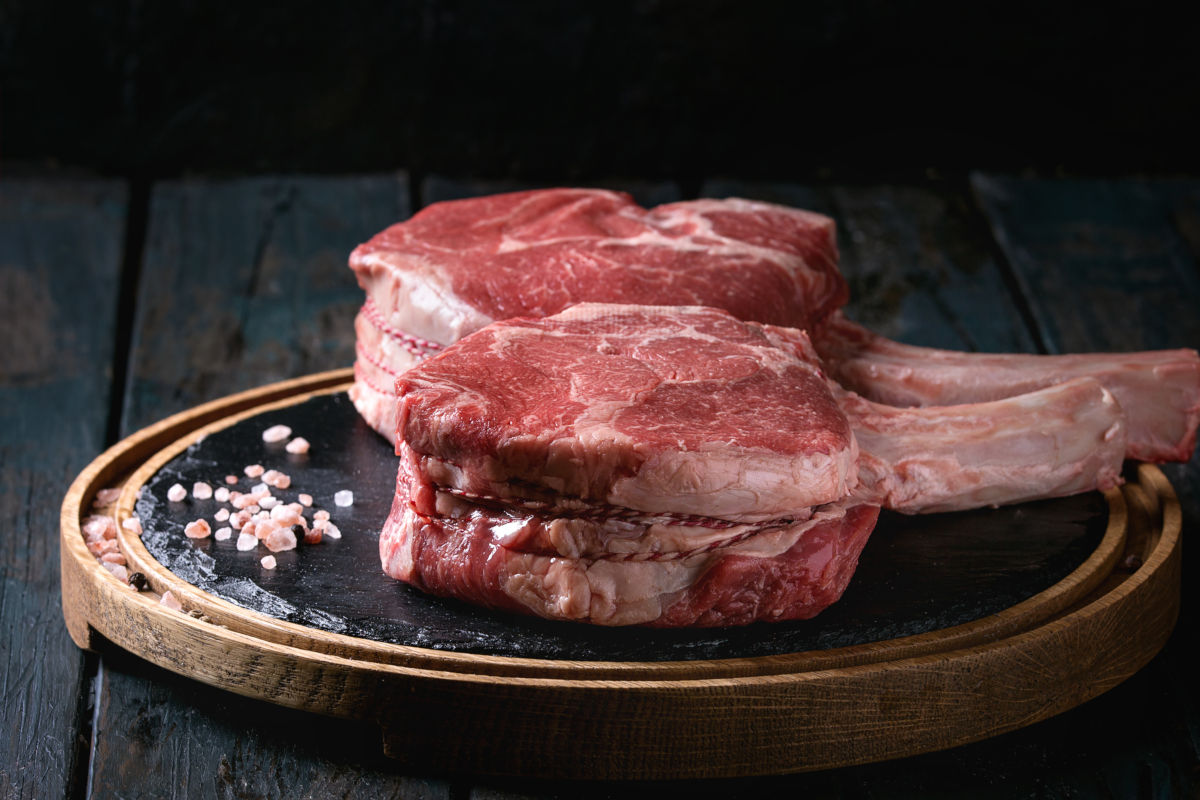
[121,174,410,431]
[421,175,682,209]
[88,174,452,798]
[700,178,1036,353]
[972,173,1200,798]
[0,178,127,800]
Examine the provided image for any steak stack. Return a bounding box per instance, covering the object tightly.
[351,189,1200,627]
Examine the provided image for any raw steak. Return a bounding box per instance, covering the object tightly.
[350,189,1200,464]
[381,304,1126,626]
[350,188,846,440]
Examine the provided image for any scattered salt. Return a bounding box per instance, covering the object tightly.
[214,507,230,521]
[160,590,182,611]
[93,487,122,508]
[285,437,310,455]
[167,483,187,502]
[214,486,231,503]
[121,516,143,535]
[236,532,258,551]
[103,562,129,582]
[184,519,212,539]
[259,496,279,510]
[265,527,297,552]
[298,493,313,507]
[214,526,232,541]
[334,490,353,507]
[192,481,213,500]
[244,464,264,478]
[262,424,292,443]
[314,509,331,522]
[260,555,277,569]
[224,474,239,485]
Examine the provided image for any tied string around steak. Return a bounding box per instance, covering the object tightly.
[361,298,445,359]
[417,478,835,563]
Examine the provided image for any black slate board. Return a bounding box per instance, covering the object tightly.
[136,392,1107,662]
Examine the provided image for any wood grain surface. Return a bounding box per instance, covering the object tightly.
[0,179,127,800]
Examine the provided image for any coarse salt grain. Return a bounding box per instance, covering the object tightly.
[244,464,264,478]
[104,562,129,582]
[83,515,117,541]
[270,505,302,526]
[160,591,182,611]
[167,483,187,502]
[236,532,258,551]
[303,527,323,545]
[259,496,279,510]
[215,507,230,521]
[214,486,230,503]
[285,437,310,455]
[230,510,251,530]
[184,519,212,539]
[192,481,213,500]
[224,474,239,485]
[262,424,292,443]
[100,551,126,565]
[122,516,143,535]
[334,490,353,507]
[265,527,297,552]
[314,509,330,521]
[298,493,313,507]
[260,555,277,569]
[314,519,342,540]
[93,487,122,508]
[214,526,232,541]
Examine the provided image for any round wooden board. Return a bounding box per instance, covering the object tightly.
[60,369,1183,780]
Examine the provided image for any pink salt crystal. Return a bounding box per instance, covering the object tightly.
[269,505,302,527]
[215,507,230,522]
[97,539,119,554]
[297,494,313,507]
[236,532,258,551]
[93,487,122,508]
[214,526,232,541]
[241,520,258,539]
[230,510,251,530]
[214,486,231,503]
[314,520,342,540]
[87,541,105,556]
[103,562,129,582]
[184,519,212,539]
[251,483,269,496]
[231,493,258,510]
[334,490,353,507]
[122,516,143,535]
[259,496,279,510]
[244,464,264,478]
[264,527,297,553]
[314,509,330,522]
[167,483,187,502]
[246,504,261,514]
[285,437,310,455]
[273,473,291,489]
[255,519,280,541]
[303,527,323,545]
[224,474,239,485]
[192,482,213,500]
[260,555,278,569]
[83,515,117,541]
[160,591,182,611]
[287,502,304,514]
[262,424,292,443]
[100,552,126,565]
[262,470,291,490]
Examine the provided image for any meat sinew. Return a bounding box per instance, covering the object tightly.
[350,189,1200,464]
[381,304,1127,626]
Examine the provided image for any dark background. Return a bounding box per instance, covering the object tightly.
[2,1,1197,183]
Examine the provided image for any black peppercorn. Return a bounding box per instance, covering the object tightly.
[128,572,148,591]
[292,524,306,545]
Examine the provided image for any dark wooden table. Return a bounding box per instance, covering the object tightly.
[3,172,1198,798]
